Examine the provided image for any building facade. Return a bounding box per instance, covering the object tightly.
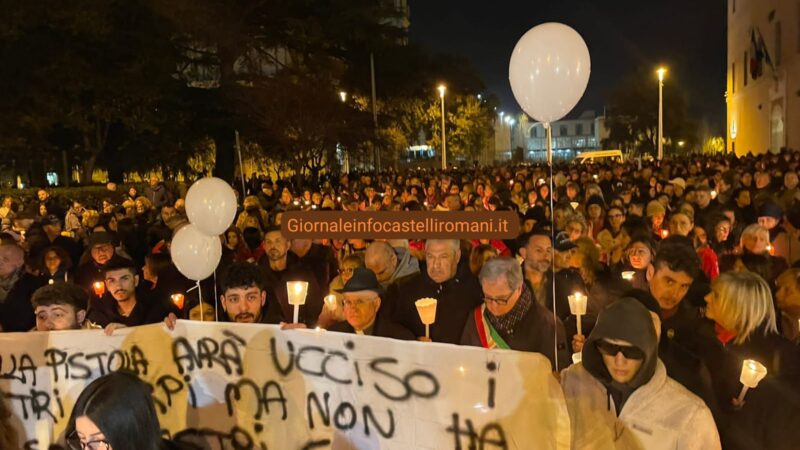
[727,0,800,155]
[495,111,607,162]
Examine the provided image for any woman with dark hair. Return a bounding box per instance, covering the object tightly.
[40,246,72,284]
[65,371,193,450]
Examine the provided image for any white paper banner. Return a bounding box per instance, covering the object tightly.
[0,321,570,449]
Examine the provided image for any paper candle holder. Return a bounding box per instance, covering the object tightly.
[287,281,309,306]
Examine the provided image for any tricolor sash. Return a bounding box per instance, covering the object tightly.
[474,304,511,350]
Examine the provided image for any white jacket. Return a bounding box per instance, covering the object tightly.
[561,360,721,450]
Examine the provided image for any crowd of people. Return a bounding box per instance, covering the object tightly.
[1,150,800,449]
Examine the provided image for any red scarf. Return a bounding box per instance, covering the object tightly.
[714,323,737,345]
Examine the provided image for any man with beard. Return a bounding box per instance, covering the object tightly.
[31,283,99,331]
[87,258,171,334]
[258,227,323,326]
[166,262,280,328]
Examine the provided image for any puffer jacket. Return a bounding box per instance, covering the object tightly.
[561,298,720,450]
[562,361,720,450]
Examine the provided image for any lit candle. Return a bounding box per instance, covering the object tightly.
[572,352,582,364]
[171,293,185,310]
[568,292,588,337]
[336,196,342,202]
[92,281,105,297]
[570,202,579,210]
[660,229,670,239]
[324,294,338,311]
[415,298,438,339]
[48,278,54,285]
[737,359,768,403]
[767,244,775,255]
[621,271,635,281]
[509,180,514,186]
[286,281,309,324]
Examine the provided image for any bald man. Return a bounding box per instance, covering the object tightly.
[0,244,46,332]
[366,241,420,318]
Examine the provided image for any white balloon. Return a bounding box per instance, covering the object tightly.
[171,224,222,281]
[509,23,591,123]
[185,177,238,236]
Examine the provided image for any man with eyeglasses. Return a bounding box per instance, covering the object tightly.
[561,298,720,449]
[328,267,413,339]
[461,257,569,371]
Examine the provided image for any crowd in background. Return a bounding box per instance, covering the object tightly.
[1,150,800,449]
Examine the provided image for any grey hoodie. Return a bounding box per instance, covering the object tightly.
[385,246,420,286]
[582,298,658,414]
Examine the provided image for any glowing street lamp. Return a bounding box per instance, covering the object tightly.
[656,67,667,160]
[438,84,447,170]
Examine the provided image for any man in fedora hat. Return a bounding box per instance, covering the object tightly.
[329,268,414,339]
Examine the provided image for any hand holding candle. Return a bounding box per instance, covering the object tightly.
[568,292,588,336]
[93,281,105,297]
[415,298,438,340]
[324,294,338,312]
[286,281,309,324]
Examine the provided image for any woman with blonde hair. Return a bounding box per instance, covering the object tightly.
[699,271,800,449]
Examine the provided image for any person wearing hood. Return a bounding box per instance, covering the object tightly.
[561,298,720,450]
[365,241,419,313]
[392,239,482,344]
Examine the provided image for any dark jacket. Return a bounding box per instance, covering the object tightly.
[144,182,173,209]
[694,325,800,450]
[293,243,339,288]
[74,254,132,295]
[0,271,46,332]
[460,286,570,371]
[259,253,323,327]
[87,283,172,327]
[392,266,482,344]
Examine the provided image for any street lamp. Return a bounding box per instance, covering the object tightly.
[438,84,447,170]
[656,67,667,160]
[339,91,347,102]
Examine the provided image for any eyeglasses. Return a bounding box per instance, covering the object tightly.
[483,289,518,306]
[67,431,111,450]
[595,340,646,360]
[343,297,377,308]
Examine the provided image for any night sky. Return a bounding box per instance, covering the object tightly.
[408,0,727,132]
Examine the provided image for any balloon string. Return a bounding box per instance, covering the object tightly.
[546,121,559,372]
[213,270,219,322]
[187,281,203,321]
